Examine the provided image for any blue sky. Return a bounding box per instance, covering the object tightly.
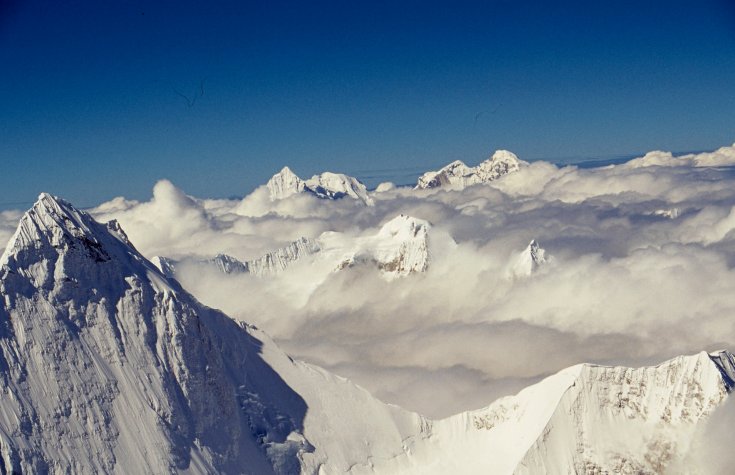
[1,0,734,208]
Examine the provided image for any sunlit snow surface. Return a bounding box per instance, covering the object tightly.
[1,144,735,472]
[32,143,735,420]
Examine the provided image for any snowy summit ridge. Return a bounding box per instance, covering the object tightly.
[266,166,373,205]
[416,150,527,189]
[156,214,435,281]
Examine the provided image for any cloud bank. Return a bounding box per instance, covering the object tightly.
[4,144,735,422]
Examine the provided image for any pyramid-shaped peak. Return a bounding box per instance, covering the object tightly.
[267,166,306,200]
[508,239,547,279]
[33,192,86,222]
[2,193,99,261]
[1,193,170,295]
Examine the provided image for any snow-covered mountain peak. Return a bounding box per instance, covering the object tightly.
[508,239,548,279]
[14,192,94,241]
[491,149,520,163]
[527,239,544,260]
[476,149,525,178]
[515,350,734,473]
[351,215,432,277]
[303,172,373,205]
[1,192,176,301]
[264,167,373,205]
[266,166,306,200]
[3,193,110,269]
[160,215,435,283]
[416,150,527,190]
[443,159,472,173]
[415,160,471,189]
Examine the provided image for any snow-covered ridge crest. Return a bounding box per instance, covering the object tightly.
[154,236,322,278]
[266,166,374,205]
[0,192,161,294]
[516,350,734,474]
[371,351,735,474]
[157,214,437,281]
[1,192,98,265]
[416,150,528,189]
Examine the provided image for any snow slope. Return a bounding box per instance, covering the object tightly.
[267,166,374,205]
[516,351,732,474]
[416,150,528,190]
[368,352,733,475]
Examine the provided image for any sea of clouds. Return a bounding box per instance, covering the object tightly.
[3,143,735,422]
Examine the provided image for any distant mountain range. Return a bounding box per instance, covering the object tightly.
[154,214,435,280]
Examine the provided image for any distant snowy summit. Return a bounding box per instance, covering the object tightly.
[416,150,528,190]
[266,166,374,205]
[509,239,548,279]
[333,214,432,277]
[156,214,437,281]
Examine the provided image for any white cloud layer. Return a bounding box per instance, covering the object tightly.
[4,144,735,424]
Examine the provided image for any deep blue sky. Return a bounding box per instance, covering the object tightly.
[1,0,735,208]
